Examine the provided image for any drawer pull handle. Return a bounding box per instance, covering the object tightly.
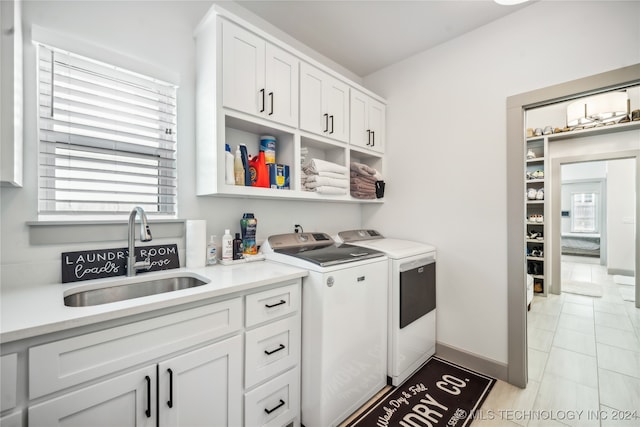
[260,88,265,113]
[265,299,286,309]
[264,344,285,355]
[167,368,174,408]
[145,375,152,418]
[323,113,329,132]
[264,399,285,414]
[269,92,274,115]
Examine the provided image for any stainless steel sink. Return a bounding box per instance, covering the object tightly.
[64,275,209,307]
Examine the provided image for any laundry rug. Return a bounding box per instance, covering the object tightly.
[344,357,495,427]
[562,280,603,297]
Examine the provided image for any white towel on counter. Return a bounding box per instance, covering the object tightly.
[303,158,349,175]
[305,175,349,189]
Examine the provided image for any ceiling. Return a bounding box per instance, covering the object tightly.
[233,0,534,77]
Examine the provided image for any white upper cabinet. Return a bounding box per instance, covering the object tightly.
[222,20,298,128]
[299,62,349,143]
[350,89,385,153]
[0,0,24,187]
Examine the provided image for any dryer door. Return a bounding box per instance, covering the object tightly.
[399,256,436,329]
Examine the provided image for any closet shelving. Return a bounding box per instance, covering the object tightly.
[525,136,547,296]
[523,119,640,297]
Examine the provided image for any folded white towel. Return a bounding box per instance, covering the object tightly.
[311,186,348,195]
[305,176,349,189]
[303,158,348,175]
[310,171,347,179]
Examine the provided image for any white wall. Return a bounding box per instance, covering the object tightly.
[362,1,640,364]
[0,1,362,289]
[607,158,636,274]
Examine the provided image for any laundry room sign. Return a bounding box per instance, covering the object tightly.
[61,244,179,283]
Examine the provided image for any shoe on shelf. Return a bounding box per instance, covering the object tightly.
[527,188,538,200]
[534,282,543,293]
[527,149,536,159]
[527,230,540,239]
[536,188,544,200]
[532,170,544,179]
[536,214,544,223]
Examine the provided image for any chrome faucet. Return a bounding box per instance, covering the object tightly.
[127,206,153,277]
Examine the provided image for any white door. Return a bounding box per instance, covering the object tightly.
[326,77,349,143]
[222,20,265,116]
[350,90,369,149]
[29,366,157,427]
[299,62,326,136]
[158,335,242,427]
[265,43,298,127]
[367,99,385,153]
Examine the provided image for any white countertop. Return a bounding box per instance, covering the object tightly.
[0,261,308,343]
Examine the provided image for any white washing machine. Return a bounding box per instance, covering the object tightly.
[337,229,437,386]
[262,232,389,427]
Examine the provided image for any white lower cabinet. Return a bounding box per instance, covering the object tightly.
[28,335,242,427]
[244,284,301,427]
[159,336,243,427]
[19,280,302,427]
[29,365,157,427]
[245,367,300,427]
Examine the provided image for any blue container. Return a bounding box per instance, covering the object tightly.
[260,135,276,164]
[269,164,289,189]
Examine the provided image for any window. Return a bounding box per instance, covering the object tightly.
[571,192,598,233]
[37,44,177,219]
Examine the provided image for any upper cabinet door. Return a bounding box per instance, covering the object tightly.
[299,62,349,143]
[299,62,325,135]
[367,98,385,153]
[265,44,298,128]
[349,89,385,153]
[222,20,298,128]
[326,78,349,143]
[222,20,266,116]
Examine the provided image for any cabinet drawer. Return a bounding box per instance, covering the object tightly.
[1,353,17,411]
[245,315,300,389]
[245,282,300,328]
[29,298,242,399]
[245,367,300,427]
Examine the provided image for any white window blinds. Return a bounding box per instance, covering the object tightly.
[38,44,177,218]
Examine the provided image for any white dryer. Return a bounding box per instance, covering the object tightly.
[337,229,437,386]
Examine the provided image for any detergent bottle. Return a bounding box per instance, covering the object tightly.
[249,150,270,188]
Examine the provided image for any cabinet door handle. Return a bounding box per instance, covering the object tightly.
[144,375,152,418]
[265,299,286,308]
[264,344,286,355]
[264,399,285,415]
[371,131,375,146]
[269,92,274,115]
[329,115,334,134]
[167,368,174,408]
[260,88,265,113]
[366,130,371,145]
[323,113,329,132]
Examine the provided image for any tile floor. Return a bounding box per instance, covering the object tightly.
[475,256,640,426]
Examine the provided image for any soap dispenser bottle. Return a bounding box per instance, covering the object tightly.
[232,233,243,260]
[206,235,218,265]
[222,229,233,260]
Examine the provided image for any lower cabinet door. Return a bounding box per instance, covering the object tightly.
[158,335,242,427]
[245,367,300,427]
[28,365,157,427]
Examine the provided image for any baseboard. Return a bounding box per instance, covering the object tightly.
[436,342,508,383]
[608,268,634,277]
